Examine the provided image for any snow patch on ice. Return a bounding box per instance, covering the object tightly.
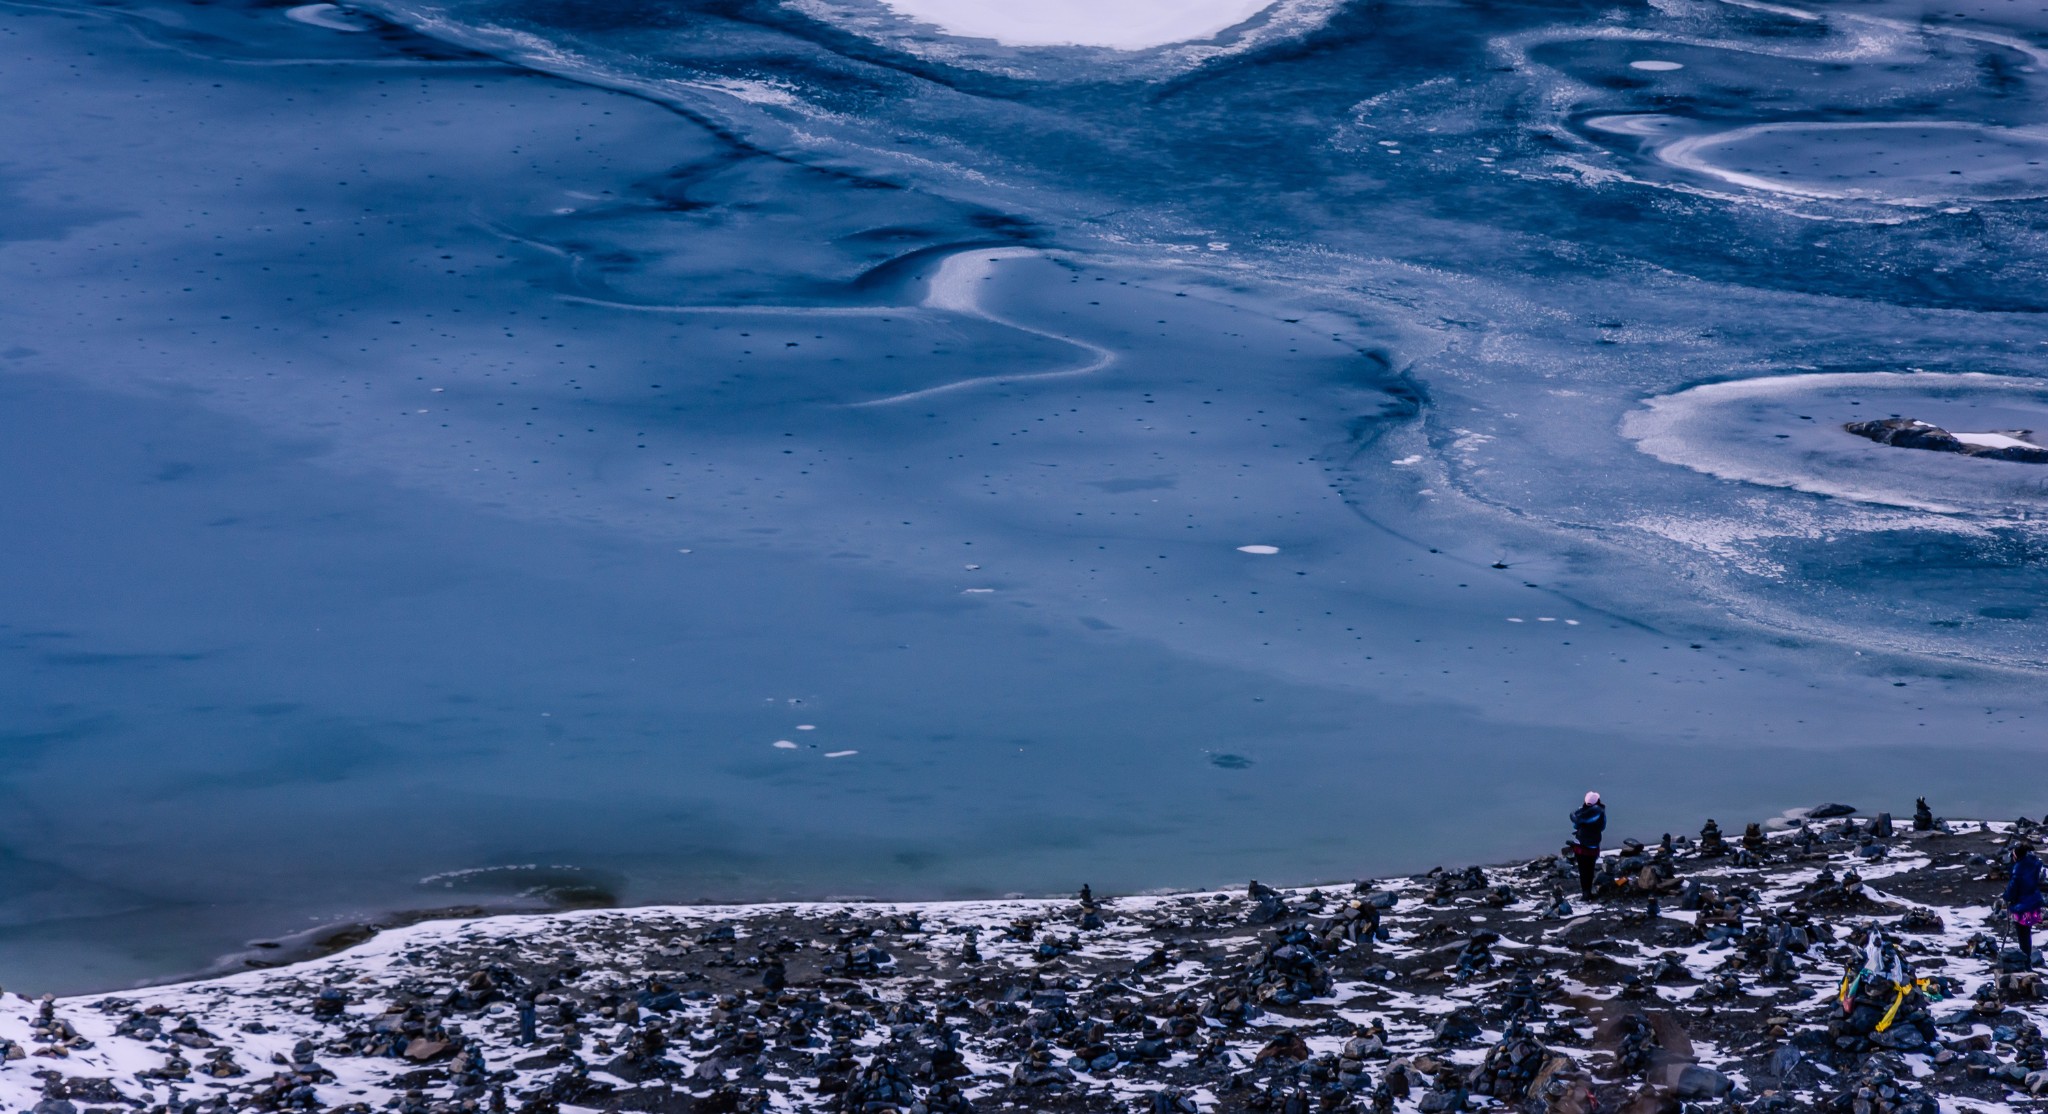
[848,248,1115,406]
[1623,371,2048,516]
[872,0,1276,49]
[781,0,1344,81]
[1655,121,2048,205]
[285,3,375,32]
[1952,430,2042,450]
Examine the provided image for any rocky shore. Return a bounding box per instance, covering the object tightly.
[4,806,2044,1114]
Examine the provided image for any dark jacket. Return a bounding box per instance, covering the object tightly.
[2006,852,2045,914]
[1571,803,1606,850]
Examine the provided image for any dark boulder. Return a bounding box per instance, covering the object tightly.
[1675,1064,1734,1099]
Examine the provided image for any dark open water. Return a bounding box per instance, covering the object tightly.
[4,0,2048,990]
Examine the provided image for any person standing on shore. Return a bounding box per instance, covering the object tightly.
[2005,842,2044,966]
[1569,792,1606,901]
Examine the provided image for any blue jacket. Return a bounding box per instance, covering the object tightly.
[1571,803,1606,850]
[2007,852,2045,914]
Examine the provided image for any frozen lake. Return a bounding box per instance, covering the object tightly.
[5,0,2048,990]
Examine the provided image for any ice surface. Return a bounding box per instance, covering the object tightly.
[8,0,2048,990]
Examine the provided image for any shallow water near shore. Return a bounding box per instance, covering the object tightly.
[6,0,2048,994]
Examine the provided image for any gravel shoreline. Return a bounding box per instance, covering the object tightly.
[4,809,2042,1113]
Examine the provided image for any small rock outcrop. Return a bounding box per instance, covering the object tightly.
[1845,417,2048,463]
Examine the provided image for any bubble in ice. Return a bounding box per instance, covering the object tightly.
[1628,59,1683,71]
[1237,544,1281,554]
[773,740,799,749]
[824,750,859,758]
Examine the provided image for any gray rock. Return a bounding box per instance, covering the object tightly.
[1768,1044,1801,1078]
[1431,1007,1482,1044]
[1676,1064,1734,1099]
